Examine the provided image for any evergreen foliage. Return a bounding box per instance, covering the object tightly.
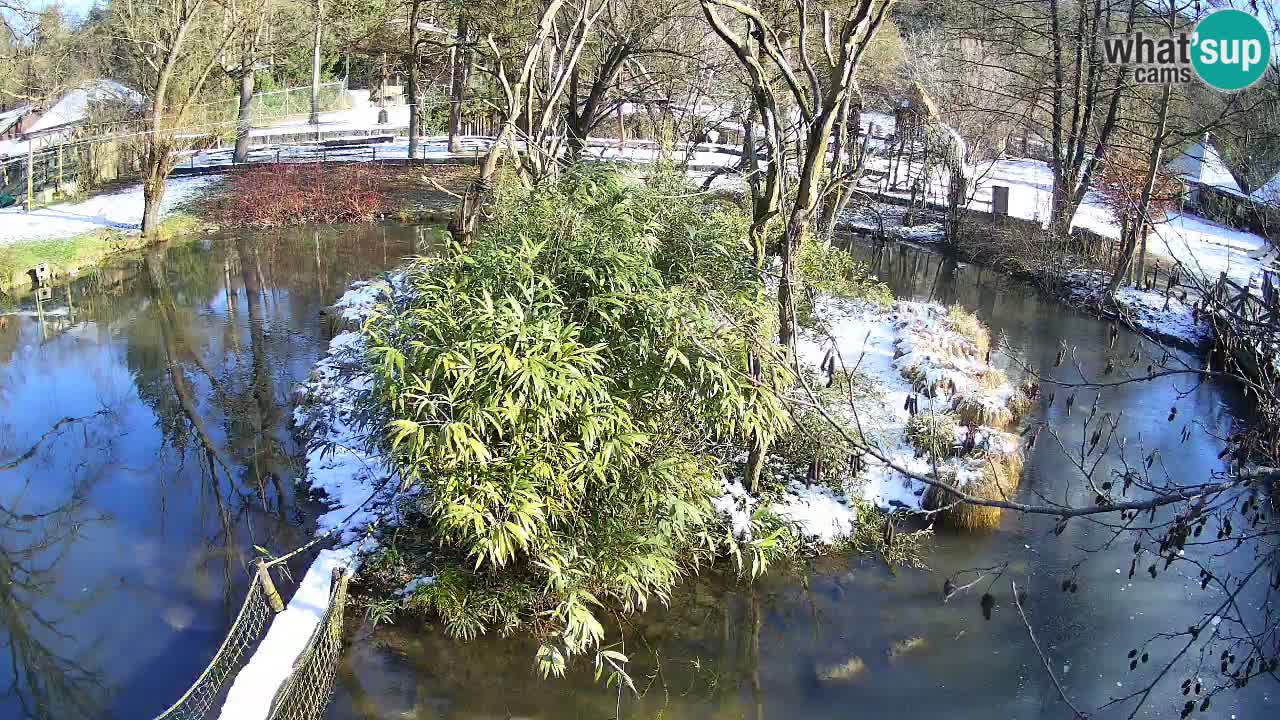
[362,168,792,675]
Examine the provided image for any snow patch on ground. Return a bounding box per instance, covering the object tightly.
[0,176,219,246]
[715,477,857,546]
[396,576,437,598]
[724,297,1029,543]
[292,279,402,542]
[1062,270,1210,348]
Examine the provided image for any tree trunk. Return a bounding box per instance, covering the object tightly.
[617,104,626,150]
[234,70,255,164]
[141,165,166,238]
[407,0,421,160]
[1109,79,1172,295]
[453,124,510,243]
[309,0,324,127]
[778,226,799,351]
[447,14,469,153]
[565,66,588,159]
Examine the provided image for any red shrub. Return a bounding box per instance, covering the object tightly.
[1095,147,1181,231]
[206,163,395,227]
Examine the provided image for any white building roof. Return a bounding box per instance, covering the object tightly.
[0,105,32,135]
[1166,134,1245,198]
[26,80,143,135]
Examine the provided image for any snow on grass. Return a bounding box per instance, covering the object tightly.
[1146,213,1276,288]
[856,154,1274,281]
[727,297,1029,544]
[1062,270,1210,348]
[715,476,857,545]
[0,176,219,246]
[330,278,392,325]
[396,576,437,598]
[292,280,402,543]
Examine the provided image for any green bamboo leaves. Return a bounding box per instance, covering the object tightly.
[364,169,791,675]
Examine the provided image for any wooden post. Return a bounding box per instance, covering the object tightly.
[26,143,34,210]
[257,559,286,613]
[57,145,63,190]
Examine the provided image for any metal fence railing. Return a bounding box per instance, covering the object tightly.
[0,133,146,203]
[186,82,351,132]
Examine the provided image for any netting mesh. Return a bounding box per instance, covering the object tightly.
[154,578,273,720]
[152,563,351,720]
[266,569,351,720]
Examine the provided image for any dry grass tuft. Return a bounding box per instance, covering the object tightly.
[951,394,1014,429]
[923,449,1025,531]
[905,412,958,459]
[1006,387,1036,420]
[977,367,1007,390]
[947,305,990,357]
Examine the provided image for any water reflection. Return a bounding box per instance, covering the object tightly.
[329,237,1274,719]
[0,225,423,719]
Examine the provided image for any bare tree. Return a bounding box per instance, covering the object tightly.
[701,0,895,350]
[111,0,237,236]
[452,0,603,241]
[942,0,1137,234]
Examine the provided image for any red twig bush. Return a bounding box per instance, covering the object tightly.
[205,163,395,227]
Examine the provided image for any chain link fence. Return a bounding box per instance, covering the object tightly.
[187,82,352,138]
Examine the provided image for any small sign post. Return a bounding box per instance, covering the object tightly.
[992,185,1010,217]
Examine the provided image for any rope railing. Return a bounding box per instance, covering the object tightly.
[152,573,274,720]
[265,568,352,720]
[151,560,352,720]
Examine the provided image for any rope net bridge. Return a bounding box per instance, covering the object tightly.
[152,557,351,720]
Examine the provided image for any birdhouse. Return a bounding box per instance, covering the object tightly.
[27,262,50,288]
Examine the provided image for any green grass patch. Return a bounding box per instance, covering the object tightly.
[0,211,211,294]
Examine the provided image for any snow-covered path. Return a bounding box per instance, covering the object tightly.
[0,176,219,246]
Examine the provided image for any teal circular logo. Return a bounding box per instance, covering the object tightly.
[1192,9,1271,91]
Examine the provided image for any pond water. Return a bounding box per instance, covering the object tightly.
[0,225,425,719]
[325,238,1276,719]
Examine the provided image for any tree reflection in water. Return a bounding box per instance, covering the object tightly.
[0,226,421,719]
[0,412,112,719]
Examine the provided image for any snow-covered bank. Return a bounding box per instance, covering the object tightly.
[719,298,1033,543]
[810,301,1026,510]
[1061,270,1211,349]
[292,279,403,543]
[214,280,402,719]
[0,176,219,246]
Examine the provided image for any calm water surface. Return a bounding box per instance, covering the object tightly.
[325,238,1276,720]
[0,225,425,719]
